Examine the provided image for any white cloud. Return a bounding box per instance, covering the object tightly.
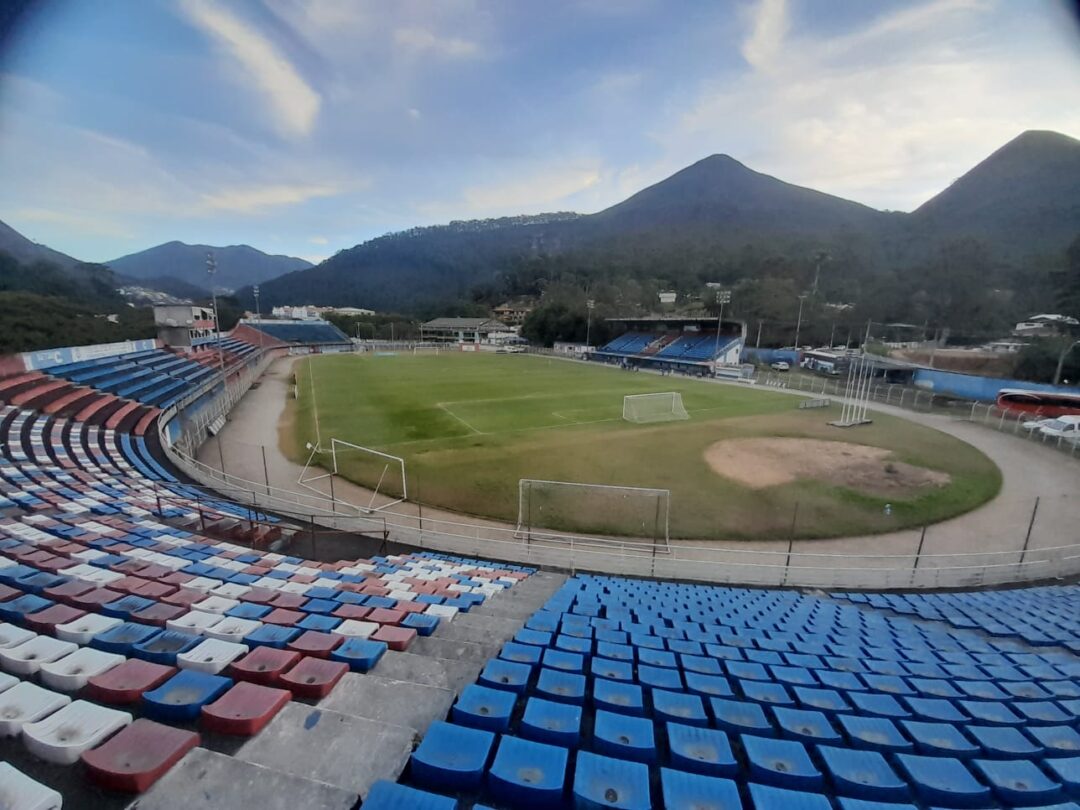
[180,0,321,139]
[407,107,422,120]
[10,207,135,240]
[417,164,603,220]
[308,235,329,245]
[741,0,789,72]
[394,27,480,59]
[200,183,341,214]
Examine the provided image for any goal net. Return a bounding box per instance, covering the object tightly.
[516,478,670,544]
[298,438,407,513]
[623,392,689,423]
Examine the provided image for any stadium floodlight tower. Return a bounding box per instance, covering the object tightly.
[205,252,227,394]
[831,350,874,428]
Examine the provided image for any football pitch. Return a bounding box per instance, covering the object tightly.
[285,352,1001,541]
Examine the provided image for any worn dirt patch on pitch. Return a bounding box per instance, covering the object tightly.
[704,437,950,495]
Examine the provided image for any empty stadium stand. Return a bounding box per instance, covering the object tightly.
[247,321,351,345]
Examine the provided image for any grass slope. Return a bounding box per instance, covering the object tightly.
[288,353,1000,541]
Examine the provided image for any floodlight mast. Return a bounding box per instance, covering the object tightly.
[206,252,227,397]
[711,288,731,370]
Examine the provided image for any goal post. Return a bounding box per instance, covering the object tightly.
[516,478,671,545]
[297,438,407,513]
[623,392,689,423]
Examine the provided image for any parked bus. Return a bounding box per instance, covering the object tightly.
[996,388,1080,417]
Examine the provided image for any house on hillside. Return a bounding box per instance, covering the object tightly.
[422,317,507,344]
[493,301,534,326]
[1014,314,1079,337]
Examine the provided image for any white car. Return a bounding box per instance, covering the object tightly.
[770,361,791,372]
[1037,415,1080,442]
[1022,417,1056,431]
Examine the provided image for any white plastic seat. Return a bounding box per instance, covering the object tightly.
[54,613,121,645]
[166,610,223,635]
[332,620,378,638]
[22,699,132,764]
[202,617,261,642]
[192,595,239,615]
[278,581,311,595]
[0,557,15,570]
[0,682,71,737]
[0,637,78,677]
[0,671,17,694]
[0,623,36,650]
[176,638,248,674]
[211,583,251,599]
[253,577,285,591]
[0,762,62,810]
[182,576,225,593]
[388,590,417,602]
[426,604,459,621]
[39,647,125,692]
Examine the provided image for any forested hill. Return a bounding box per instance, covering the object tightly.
[107,241,313,291]
[240,130,1080,320]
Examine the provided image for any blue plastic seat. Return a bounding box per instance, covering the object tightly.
[572,751,651,810]
[452,683,517,732]
[770,666,817,687]
[895,753,992,808]
[900,720,979,758]
[849,692,909,719]
[1044,757,1080,797]
[519,696,581,746]
[542,648,583,673]
[401,613,439,636]
[956,679,1009,701]
[142,669,233,722]
[660,767,741,810]
[501,643,544,669]
[488,734,568,807]
[816,670,863,691]
[666,721,737,777]
[683,672,733,699]
[90,621,161,655]
[330,638,387,671]
[772,706,841,744]
[969,724,1044,758]
[710,697,773,736]
[592,678,644,716]
[727,661,769,681]
[1017,701,1071,724]
[1001,680,1053,700]
[741,734,823,790]
[593,709,656,763]
[132,629,201,665]
[1028,725,1080,756]
[296,614,341,633]
[908,678,963,701]
[740,680,794,706]
[535,668,586,704]
[591,656,633,682]
[748,782,833,810]
[361,781,456,810]
[515,628,552,647]
[639,648,677,669]
[596,642,634,662]
[973,758,1064,807]
[681,654,723,675]
[793,686,850,713]
[837,715,913,753]
[817,744,908,802]
[959,699,1024,725]
[478,658,532,693]
[637,664,683,691]
[902,696,967,723]
[652,689,708,726]
[243,624,300,649]
[409,720,494,790]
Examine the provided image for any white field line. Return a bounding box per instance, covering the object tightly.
[435,402,486,435]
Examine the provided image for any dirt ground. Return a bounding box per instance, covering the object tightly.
[704,437,951,496]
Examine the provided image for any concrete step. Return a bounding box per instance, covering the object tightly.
[135,746,358,810]
[373,650,481,695]
[235,703,414,801]
[449,612,523,642]
[319,673,453,736]
[411,635,498,664]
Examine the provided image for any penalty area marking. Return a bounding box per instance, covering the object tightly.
[435,402,486,435]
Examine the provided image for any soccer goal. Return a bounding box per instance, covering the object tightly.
[516,478,671,545]
[297,438,407,513]
[623,392,689,423]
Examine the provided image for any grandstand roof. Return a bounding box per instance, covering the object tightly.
[423,317,504,330]
[605,315,741,328]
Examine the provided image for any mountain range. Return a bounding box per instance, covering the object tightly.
[106,241,313,292]
[240,130,1080,314]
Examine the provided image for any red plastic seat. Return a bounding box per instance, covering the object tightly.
[86,660,177,705]
[286,630,342,659]
[367,608,406,625]
[200,682,291,735]
[70,587,123,611]
[82,718,199,793]
[42,579,96,604]
[371,625,417,651]
[229,647,300,685]
[262,608,303,627]
[268,593,307,610]
[0,584,20,603]
[24,604,86,633]
[134,581,177,600]
[278,657,349,699]
[131,603,187,627]
[332,604,371,620]
[161,589,203,608]
[240,586,278,604]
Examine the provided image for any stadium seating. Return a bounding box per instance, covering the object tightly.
[0,386,537,804]
[248,321,351,345]
[597,331,742,365]
[374,572,1080,808]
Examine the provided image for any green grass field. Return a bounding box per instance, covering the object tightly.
[285,352,1001,541]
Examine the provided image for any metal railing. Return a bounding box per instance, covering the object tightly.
[154,353,1080,590]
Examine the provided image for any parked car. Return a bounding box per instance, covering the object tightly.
[1037,415,1080,442]
[1022,417,1056,431]
[770,361,791,372]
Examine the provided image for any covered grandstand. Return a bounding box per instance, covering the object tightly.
[595,316,745,374]
[245,319,352,349]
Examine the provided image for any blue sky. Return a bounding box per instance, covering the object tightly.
[1,0,1078,264]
